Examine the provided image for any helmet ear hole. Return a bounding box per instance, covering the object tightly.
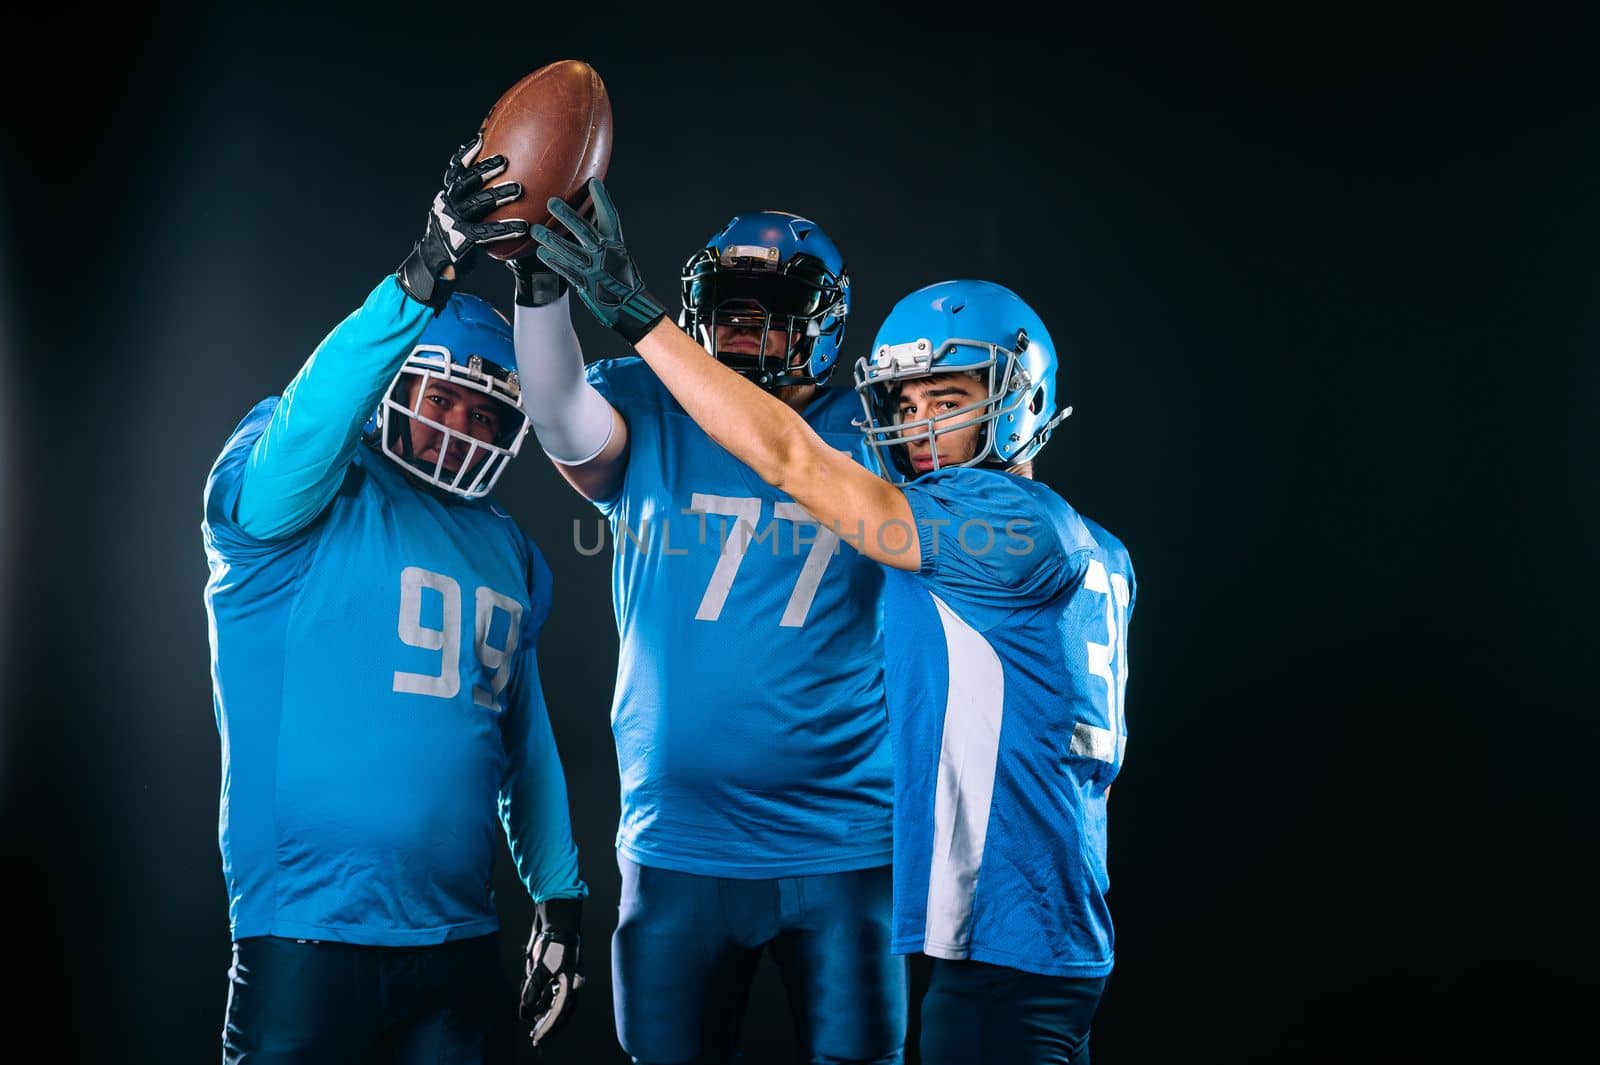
[1029,386,1045,415]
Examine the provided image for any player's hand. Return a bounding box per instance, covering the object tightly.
[509,193,597,307]
[531,178,667,344]
[520,897,585,1047]
[397,135,528,310]
[507,256,569,308]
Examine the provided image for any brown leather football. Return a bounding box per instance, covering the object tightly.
[476,60,613,261]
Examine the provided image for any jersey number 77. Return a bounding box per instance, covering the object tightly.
[685,494,839,628]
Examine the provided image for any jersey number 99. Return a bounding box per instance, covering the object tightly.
[392,566,523,711]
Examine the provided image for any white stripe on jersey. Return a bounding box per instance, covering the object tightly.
[923,592,1005,959]
[1069,721,1117,763]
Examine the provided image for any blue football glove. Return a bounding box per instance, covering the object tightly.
[531,178,667,344]
[520,897,585,1047]
[396,135,528,310]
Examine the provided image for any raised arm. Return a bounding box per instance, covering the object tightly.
[630,323,918,569]
[234,280,432,539]
[236,136,527,539]
[505,259,630,502]
[532,181,920,569]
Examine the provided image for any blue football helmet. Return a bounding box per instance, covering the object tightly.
[679,211,850,389]
[367,293,530,498]
[854,280,1072,479]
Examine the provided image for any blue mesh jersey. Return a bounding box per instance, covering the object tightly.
[886,467,1135,978]
[586,357,892,877]
[203,399,583,947]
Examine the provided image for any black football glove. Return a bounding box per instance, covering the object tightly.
[507,194,595,307]
[396,134,527,310]
[520,897,585,1047]
[506,256,569,308]
[530,178,667,344]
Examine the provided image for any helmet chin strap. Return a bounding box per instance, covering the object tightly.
[703,318,824,391]
[749,367,824,390]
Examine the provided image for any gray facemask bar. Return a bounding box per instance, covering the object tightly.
[681,245,847,387]
[852,336,1071,476]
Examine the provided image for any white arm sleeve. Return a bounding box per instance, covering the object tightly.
[512,293,618,465]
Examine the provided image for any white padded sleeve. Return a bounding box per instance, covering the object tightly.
[512,294,617,465]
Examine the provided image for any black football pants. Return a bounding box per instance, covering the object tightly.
[918,958,1105,1065]
[221,934,515,1064]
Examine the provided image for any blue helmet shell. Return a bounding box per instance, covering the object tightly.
[679,211,850,388]
[853,280,1071,477]
[418,291,519,372]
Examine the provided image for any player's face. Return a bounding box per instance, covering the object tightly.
[896,373,992,473]
[714,322,805,362]
[404,376,505,473]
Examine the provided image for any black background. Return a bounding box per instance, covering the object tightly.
[3,3,1595,1062]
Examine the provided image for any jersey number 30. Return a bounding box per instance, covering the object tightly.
[1081,558,1131,765]
[392,566,522,710]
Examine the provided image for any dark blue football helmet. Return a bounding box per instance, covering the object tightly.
[679,211,850,389]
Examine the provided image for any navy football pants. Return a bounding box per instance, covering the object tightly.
[919,959,1105,1065]
[612,856,906,1064]
[221,934,515,1064]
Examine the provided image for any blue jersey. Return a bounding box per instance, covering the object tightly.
[202,281,583,947]
[887,468,1134,978]
[587,358,892,877]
